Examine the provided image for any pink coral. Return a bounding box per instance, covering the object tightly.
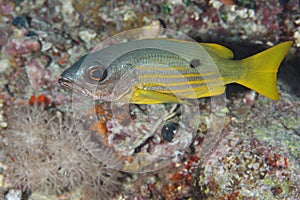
[5,37,41,57]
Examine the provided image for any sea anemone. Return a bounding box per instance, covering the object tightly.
[1,103,123,199]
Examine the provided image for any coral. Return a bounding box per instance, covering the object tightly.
[5,37,41,57]
[0,188,4,200]
[25,56,52,91]
[1,103,123,199]
[192,94,300,199]
[0,0,299,199]
[4,189,22,200]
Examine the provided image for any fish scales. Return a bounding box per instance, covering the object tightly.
[110,48,222,98]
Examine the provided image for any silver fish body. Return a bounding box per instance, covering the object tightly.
[59,39,223,103]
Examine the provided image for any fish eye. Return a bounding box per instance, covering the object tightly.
[85,65,108,84]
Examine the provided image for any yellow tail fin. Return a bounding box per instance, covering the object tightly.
[237,41,293,100]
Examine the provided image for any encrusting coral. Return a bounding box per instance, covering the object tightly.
[1,103,123,199]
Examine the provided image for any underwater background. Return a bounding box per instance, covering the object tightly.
[0,0,299,199]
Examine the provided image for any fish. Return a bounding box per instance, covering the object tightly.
[59,39,292,104]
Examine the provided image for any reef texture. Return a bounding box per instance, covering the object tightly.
[193,95,300,199]
[0,0,299,199]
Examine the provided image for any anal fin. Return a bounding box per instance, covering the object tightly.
[130,89,190,104]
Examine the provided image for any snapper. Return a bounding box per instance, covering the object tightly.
[59,39,292,104]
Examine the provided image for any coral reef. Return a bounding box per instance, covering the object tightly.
[1,0,299,105]
[1,103,123,199]
[0,0,299,199]
[192,95,300,199]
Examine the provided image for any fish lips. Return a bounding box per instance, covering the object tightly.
[58,77,74,90]
[58,77,93,98]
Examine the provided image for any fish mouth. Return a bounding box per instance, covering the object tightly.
[59,77,110,100]
[58,77,91,97]
[58,77,74,90]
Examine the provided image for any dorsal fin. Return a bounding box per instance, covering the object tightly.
[200,43,234,59]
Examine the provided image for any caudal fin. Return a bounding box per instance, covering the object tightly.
[237,41,293,100]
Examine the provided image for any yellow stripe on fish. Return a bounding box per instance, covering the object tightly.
[59,39,293,104]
